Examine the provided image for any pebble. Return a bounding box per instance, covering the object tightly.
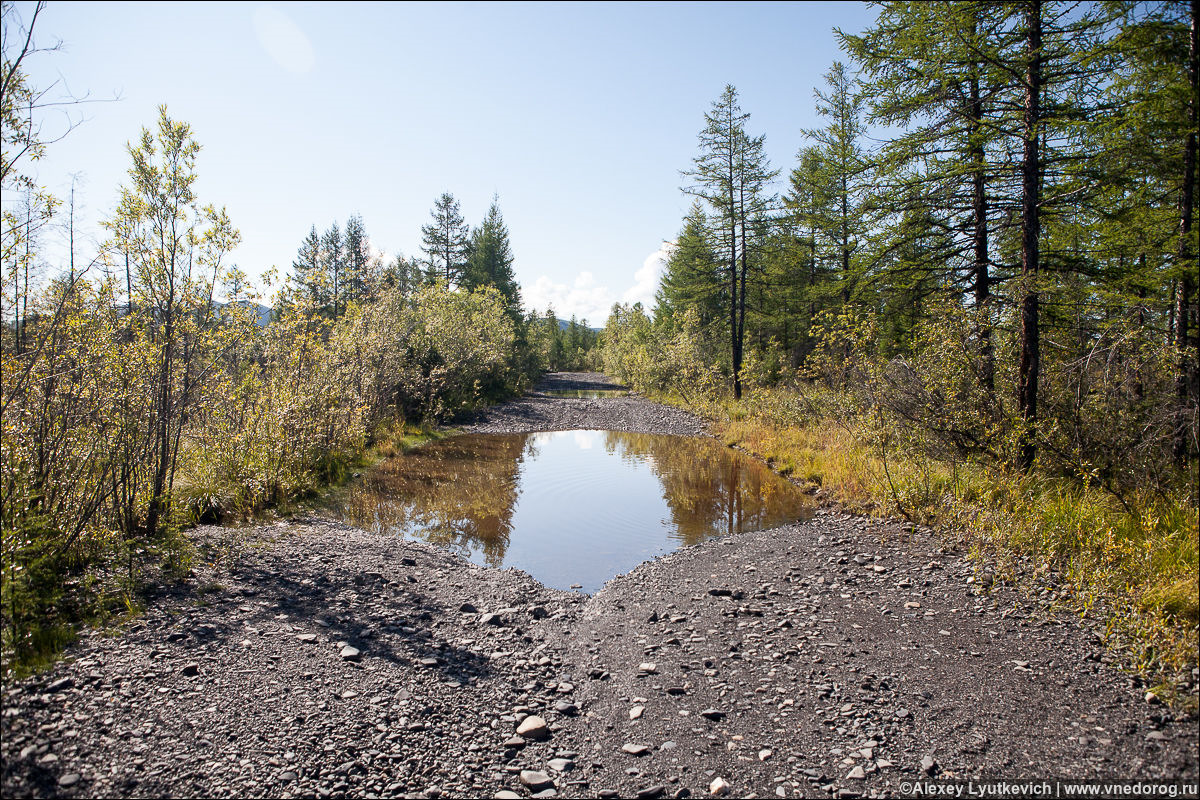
[630,705,645,720]
[57,773,81,787]
[519,770,554,791]
[920,755,939,775]
[339,645,361,661]
[517,716,550,740]
[622,743,650,756]
[710,776,731,796]
[638,662,658,674]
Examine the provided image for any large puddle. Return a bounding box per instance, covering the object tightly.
[333,430,814,593]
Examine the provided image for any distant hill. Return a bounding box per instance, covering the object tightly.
[556,319,602,333]
[221,300,273,327]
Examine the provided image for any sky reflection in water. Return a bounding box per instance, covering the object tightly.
[334,430,813,593]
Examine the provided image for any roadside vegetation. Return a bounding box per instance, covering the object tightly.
[598,0,1198,687]
[0,4,600,674]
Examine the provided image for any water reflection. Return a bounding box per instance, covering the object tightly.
[539,389,630,398]
[333,430,813,592]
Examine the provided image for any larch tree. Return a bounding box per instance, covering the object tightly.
[682,84,776,399]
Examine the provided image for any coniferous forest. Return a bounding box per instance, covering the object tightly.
[2,0,1197,686]
[599,1,1197,672]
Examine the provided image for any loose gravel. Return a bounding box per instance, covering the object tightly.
[2,373,1196,799]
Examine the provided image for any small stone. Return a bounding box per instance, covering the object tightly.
[556,681,575,693]
[181,663,200,677]
[622,743,650,756]
[531,605,549,619]
[758,748,772,761]
[400,557,417,566]
[630,705,645,720]
[876,759,894,769]
[495,792,522,800]
[553,700,578,715]
[280,771,298,782]
[710,776,731,796]
[296,633,318,643]
[340,645,361,661]
[520,770,554,791]
[459,602,478,613]
[1146,731,1167,742]
[637,786,665,799]
[700,708,725,721]
[846,765,865,780]
[517,715,550,740]
[1144,691,1161,705]
[920,755,938,775]
[547,758,574,772]
[503,737,526,749]
[638,662,658,674]
[57,774,81,787]
[46,677,74,693]
[419,657,439,667]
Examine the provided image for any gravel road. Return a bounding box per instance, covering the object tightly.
[2,373,1196,799]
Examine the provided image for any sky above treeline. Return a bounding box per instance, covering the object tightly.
[15,1,877,325]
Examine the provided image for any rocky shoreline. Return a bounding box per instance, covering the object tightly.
[2,373,1196,799]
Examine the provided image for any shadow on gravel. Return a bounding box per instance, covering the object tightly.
[182,556,494,685]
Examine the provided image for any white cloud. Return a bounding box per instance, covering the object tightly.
[524,244,673,326]
[253,6,315,74]
[621,243,673,309]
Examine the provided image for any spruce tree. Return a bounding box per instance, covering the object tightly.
[421,192,470,287]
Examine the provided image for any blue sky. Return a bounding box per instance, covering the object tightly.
[14,1,877,324]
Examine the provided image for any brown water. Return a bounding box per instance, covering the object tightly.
[333,430,813,593]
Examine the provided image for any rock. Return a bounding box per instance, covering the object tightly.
[1146,731,1167,742]
[846,765,865,780]
[459,602,478,613]
[57,773,81,787]
[531,605,549,619]
[758,748,772,761]
[709,777,731,796]
[638,662,658,674]
[520,770,554,791]
[280,770,298,782]
[699,708,725,721]
[547,758,574,772]
[630,705,645,720]
[708,588,733,597]
[637,786,666,799]
[495,792,522,800]
[400,557,417,567]
[296,633,318,643]
[340,645,361,661]
[622,743,651,756]
[503,737,526,748]
[1144,691,1161,705]
[481,613,505,626]
[920,755,939,776]
[556,681,575,693]
[517,715,550,740]
[554,700,578,715]
[46,677,74,693]
[181,662,200,676]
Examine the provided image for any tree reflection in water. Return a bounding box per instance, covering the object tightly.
[334,430,812,580]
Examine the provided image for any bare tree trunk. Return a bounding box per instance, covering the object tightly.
[1017,0,1043,472]
[1174,0,1198,465]
[969,30,993,395]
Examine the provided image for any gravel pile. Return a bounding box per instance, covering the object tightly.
[463,373,706,438]
[3,373,1195,798]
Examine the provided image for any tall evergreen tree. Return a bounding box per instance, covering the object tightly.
[656,201,724,328]
[321,221,344,320]
[464,196,522,319]
[291,225,326,309]
[421,192,469,287]
[343,213,372,305]
[682,84,776,399]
